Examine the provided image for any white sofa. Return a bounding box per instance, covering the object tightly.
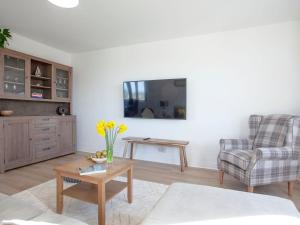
[0,193,87,225]
[140,183,300,225]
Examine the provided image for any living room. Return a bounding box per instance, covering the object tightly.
[0,0,300,224]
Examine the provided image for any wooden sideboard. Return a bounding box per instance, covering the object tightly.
[0,115,76,173]
[0,49,76,173]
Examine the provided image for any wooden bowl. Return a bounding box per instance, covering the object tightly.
[0,110,14,116]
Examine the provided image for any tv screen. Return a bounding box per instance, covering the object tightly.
[123,78,186,119]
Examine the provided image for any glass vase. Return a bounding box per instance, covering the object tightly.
[106,146,113,164]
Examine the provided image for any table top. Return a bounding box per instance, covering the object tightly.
[123,136,189,146]
[54,158,133,184]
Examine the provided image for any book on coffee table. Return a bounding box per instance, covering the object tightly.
[79,164,106,175]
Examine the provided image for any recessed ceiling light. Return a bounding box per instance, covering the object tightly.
[48,0,79,8]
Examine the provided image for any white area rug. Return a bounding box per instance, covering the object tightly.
[13,178,168,225]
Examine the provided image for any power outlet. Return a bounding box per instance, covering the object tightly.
[158,146,166,152]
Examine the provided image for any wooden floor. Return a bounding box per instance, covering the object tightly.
[1,152,300,211]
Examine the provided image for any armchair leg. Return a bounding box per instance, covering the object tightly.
[247,186,254,193]
[288,181,295,197]
[219,170,224,185]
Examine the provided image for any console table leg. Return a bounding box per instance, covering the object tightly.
[130,143,134,160]
[183,147,188,167]
[179,147,184,172]
[123,142,129,158]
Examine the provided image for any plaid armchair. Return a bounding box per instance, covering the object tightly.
[217,115,300,195]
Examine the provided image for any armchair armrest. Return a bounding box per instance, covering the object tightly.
[220,139,253,151]
[255,147,300,160]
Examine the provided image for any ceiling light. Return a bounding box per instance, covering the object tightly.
[48,0,79,8]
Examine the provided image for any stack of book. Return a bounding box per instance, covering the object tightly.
[79,164,106,175]
[31,92,43,98]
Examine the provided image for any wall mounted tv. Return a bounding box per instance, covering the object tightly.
[123,78,186,119]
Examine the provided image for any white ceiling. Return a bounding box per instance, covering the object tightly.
[0,0,300,53]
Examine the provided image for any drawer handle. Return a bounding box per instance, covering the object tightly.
[43,138,50,141]
[43,118,50,121]
[42,146,55,151]
[42,128,50,131]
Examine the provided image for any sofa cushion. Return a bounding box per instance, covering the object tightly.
[33,210,87,225]
[140,183,300,225]
[220,150,253,170]
[0,197,44,222]
[2,211,88,225]
[253,115,292,148]
[0,193,8,202]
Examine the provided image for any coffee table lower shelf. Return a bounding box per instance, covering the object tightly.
[63,180,127,204]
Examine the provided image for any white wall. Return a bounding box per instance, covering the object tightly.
[72,21,300,169]
[8,33,71,66]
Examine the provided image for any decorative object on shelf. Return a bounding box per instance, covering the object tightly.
[0,28,12,48]
[0,110,14,116]
[31,92,43,99]
[35,66,42,77]
[56,106,67,116]
[96,120,128,164]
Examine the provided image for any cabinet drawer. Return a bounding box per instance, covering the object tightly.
[33,141,58,159]
[34,117,58,125]
[32,133,57,143]
[31,126,57,135]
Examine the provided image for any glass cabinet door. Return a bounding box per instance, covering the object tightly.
[3,55,26,97]
[55,68,71,100]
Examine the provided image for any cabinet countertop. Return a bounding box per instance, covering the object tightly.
[0,115,76,119]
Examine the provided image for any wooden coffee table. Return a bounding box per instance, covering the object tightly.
[54,158,133,225]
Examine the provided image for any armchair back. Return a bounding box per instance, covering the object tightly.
[248,115,300,152]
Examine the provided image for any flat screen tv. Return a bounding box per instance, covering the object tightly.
[123,78,186,119]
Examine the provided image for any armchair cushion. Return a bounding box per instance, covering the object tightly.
[220,139,253,151]
[253,115,292,148]
[255,147,300,160]
[220,150,253,170]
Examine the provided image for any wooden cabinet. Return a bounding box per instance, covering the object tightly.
[0,116,76,172]
[0,48,72,103]
[3,118,31,170]
[58,117,75,154]
[53,64,72,102]
[0,50,30,99]
[0,49,75,173]
[0,120,4,173]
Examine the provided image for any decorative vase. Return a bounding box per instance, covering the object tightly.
[96,120,128,164]
[107,146,113,164]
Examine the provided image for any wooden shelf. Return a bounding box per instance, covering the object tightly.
[31,85,51,89]
[4,65,24,71]
[63,180,127,204]
[56,76,68,80]
[56,88,69,91]
[4,81,25,86]
[31,75,51,80]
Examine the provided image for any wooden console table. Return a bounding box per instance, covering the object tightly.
[122,137,189,172]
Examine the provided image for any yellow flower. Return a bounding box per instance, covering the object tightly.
[118,124,128,134]
[96,120,106,137]
[97,120,106,129]
[106,121,116,129]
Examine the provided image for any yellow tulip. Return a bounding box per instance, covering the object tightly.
[118,124,128,134]
[97,127,106,137]
[106,121,116,129]
[97,120,107,129]
[96,120,107,137]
